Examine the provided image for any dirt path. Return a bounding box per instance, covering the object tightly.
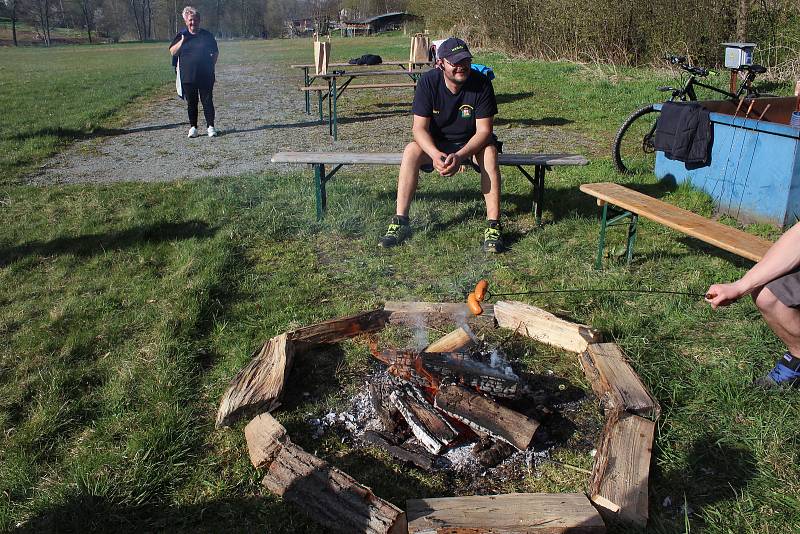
[29,54,593,184]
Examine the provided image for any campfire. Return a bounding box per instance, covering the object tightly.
[216,298,661,533]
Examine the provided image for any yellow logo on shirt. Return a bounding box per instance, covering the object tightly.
[459,105,473,119]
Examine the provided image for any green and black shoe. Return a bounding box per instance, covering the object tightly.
[378,216,410,248]
[482,221,504,253]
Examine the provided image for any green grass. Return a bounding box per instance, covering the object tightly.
[1,35,799,533]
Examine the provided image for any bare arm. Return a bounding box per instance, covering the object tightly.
[706,222,800,307]
[169,34,185,56]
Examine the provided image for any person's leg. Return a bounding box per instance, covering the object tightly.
[379,141,431,248]
[184,83,199,128]
[473,144,501,221]
[199,85,215,128]
[753,286,800,356]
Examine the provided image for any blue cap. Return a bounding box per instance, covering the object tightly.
[437,37,472,63]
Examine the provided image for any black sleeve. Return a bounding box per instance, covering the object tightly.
[209,32,218,54]
[169,33,181,48]
[411,74,433,117]
[475,78,498,119]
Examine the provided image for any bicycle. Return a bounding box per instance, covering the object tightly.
[612,55,771,175]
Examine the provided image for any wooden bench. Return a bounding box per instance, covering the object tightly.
[299,82,417,91]
[579,182,773,268]
[272,151,589,222]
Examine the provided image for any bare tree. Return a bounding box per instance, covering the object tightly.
[29,0,53,45]
[75,0,95,42]
[3,0,20,45]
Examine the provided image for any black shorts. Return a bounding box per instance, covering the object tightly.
[420,134,503,173]
[766,268,800,308]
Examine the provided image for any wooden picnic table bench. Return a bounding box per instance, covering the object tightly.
[292,61,432,116]
[299,69,429,140]
[271,151,589,222]
[580,182,773,268]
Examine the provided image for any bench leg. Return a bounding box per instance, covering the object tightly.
[626,214,639,265]
[314,163,326,221]
[516,165,546,227]
[304,68,310,114]
[318,90,323,123]
[332,78,338,141]
[595,202,609,270]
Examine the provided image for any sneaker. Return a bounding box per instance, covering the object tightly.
[187,126,198,138]
[482,221,504,253]
[754,352,800,388]
[378,216,410,248]
[207,126,218,137]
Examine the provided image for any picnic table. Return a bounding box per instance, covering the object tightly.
[291,61,432,115]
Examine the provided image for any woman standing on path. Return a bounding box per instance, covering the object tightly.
[170,6,219,138]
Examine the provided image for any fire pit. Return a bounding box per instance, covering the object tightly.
[217,299,660,533]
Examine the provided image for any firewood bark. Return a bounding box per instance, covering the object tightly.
[422,351,519,398]
[263,441,407,534]
[423,326,474,353]
[590,412,654,527]
[494,300,602,353]
[434,384,538,450]
[289,309,389,351]
[580,343,661,419]
[368,382,405,435]
[245,412,289,468]
[362,430,436,471]
[216,334,294,428]
[406,492,606,533]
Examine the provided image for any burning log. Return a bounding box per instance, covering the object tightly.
[362,430,437,471]
[263,441,408,534]
[390,390,455,454]
[434,384,539,451]
[494,300,602,353]
[368,382,407,436]
[406,493,606,533]
[422,351,519,398]
[216,334,295,428]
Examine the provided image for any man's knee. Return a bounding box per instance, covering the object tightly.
[755,286,782,315]
[403,141,425,159]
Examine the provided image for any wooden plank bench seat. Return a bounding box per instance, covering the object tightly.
[272,151,589,221]
[579,182,773,268]
[299,82,417,91]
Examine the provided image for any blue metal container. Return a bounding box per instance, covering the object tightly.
[655,97,800,228]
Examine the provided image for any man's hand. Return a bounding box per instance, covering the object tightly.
[431,151,449,173]
[439,153,462,176]
[705,282,746,309]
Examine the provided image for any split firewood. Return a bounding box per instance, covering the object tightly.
[434,384,539,451]
[244,412,289,468]
[288,309,389,353]
[579,342,661,419]
[216,333,294,428]
[406,492,606,533]
[263,441,407,534]
[494,300,602,353]
[423,326,475,353]
[590,412,654,527]
[390,391,451,454]
[362,430,436,471]
[384,301,495,329]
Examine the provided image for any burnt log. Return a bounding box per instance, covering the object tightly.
[263,441,407,534]
[434,384,539,451]
[390,391,454,454]
[422,351,519,398]
[289,309,389,352]
[362,430,436,471]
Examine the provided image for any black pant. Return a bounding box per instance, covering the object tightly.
[183,83,215,128]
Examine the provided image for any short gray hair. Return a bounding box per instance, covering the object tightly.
[182,6,198,18]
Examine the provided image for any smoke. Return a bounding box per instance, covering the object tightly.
[411,312,429,351]
[488,348,519,380]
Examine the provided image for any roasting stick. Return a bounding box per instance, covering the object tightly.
[733,103,772,219]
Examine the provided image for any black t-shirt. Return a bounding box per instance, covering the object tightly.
[411,68,498,144]
[170,29,218,87]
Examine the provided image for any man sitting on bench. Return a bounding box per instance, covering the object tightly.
[378,37,504,253]
[706,222,800,388]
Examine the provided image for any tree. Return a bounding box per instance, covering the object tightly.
[75,0,95,42]
[3,0,20,46]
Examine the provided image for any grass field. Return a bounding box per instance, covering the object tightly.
[1,35,799,533]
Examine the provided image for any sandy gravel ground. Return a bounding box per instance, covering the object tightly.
[29,57,593,184]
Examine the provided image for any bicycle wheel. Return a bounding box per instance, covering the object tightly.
[612,105,660,175]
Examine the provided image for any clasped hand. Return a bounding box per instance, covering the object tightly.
[433,152,463,177]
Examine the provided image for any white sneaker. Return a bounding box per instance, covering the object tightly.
[187,126,198,138]
[207,126,218,137]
